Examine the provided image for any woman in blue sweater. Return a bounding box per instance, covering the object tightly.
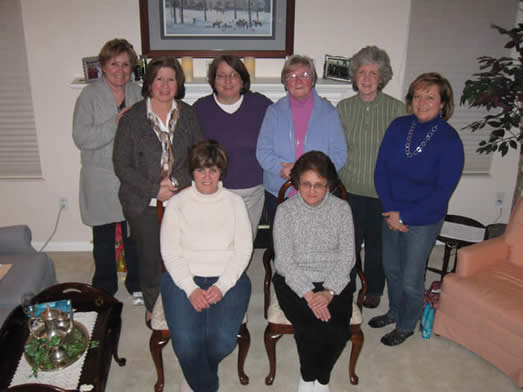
[372,73,464,346]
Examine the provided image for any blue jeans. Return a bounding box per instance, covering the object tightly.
[160,272,251,392]
[382,219,443,332]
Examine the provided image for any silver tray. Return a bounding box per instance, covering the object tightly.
[24,321,89,372]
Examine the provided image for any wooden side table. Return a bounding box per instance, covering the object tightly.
[0,283,125,392]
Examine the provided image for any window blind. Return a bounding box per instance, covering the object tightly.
[403,0,518,173]
[0,0,42,178]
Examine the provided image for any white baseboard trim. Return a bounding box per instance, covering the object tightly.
[32,242,93,252]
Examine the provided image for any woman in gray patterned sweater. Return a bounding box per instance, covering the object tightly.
[273,151,356,392]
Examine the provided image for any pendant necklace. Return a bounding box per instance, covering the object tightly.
[404,120,438,158]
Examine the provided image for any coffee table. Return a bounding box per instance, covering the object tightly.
[0,283,126,392]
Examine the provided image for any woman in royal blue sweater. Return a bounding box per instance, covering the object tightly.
[371,73,464,346]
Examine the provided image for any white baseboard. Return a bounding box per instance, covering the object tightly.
[32,242,93,252]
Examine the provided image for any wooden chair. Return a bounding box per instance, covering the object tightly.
[262,180,367,385]
[426,214,487,280]
[150,204,250,392]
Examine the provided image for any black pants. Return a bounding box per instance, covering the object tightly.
[264,191,279,246]
[128,207,163,312]
[92,221,140,296]
[273,273,354,384]
[346,193,385,296]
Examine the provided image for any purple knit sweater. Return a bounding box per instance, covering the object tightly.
[193,91,272,189]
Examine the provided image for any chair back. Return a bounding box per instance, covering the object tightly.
[438,214,487,245]
[263,180,367,319]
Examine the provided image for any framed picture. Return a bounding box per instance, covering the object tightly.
[139,0,295,58]
[82,56,102,82]
[323,55,351,83]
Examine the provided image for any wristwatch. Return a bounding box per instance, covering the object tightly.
[399,215,403,225]
[325,288,336,297]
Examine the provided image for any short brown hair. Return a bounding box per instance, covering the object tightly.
[142,56,186,99]
[280,55,318,90]
[290,151,339,190]
[189,139,228,180]
[98,38,138,70]
[405,72,454,121]
[207,55,251,95]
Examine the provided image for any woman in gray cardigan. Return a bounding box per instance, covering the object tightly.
[73,39,142,297]
[113,56,202,325]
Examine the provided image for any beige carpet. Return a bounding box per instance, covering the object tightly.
[48,247,519,392]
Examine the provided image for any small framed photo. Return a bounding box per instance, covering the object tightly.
[323,55,351,83]
[82,56,102,82]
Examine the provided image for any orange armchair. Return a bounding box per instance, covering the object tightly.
[433,197,523,388]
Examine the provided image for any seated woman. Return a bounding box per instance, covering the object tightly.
[272,151,355,392]
[160,139,253,392]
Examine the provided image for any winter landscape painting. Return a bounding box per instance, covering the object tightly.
[162,0,273,37]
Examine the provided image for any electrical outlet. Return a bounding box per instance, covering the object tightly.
[59,197,67,209]
[495,192,504,207]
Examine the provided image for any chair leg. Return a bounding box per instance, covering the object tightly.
[237,323,250,385]
[150,329,171,392]
[111,313,126,366]
[349,325,364,385]
[264,324,283,385]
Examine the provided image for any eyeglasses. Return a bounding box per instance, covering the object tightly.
[216,72,240,81]
[285,72,312,82]
[299,181,328,191]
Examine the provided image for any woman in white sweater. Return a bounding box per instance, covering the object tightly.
[160,139,252,392]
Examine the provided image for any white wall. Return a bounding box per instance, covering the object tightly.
[2,0,516,249]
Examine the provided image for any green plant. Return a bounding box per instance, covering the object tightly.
[460,20,522,207]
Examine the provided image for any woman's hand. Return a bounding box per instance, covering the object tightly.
[157,176,177,201]
[279,162,294,180]
[304,290,332,322]
[204,285,223,305]
[189,288,210,312]
[383,211,409,232]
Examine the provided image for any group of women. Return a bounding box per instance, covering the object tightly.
[73,38,464,392]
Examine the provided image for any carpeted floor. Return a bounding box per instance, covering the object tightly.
[47,247,519,392]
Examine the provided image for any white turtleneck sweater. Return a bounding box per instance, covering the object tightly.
[160,181,253,297]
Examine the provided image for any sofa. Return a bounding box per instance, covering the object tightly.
[433,198,523,388]
[0,225,56,326]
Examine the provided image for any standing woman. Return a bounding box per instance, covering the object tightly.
[73,38,141,297]
[113,56,202,323]
[337,46,405,309]
[193,55,272,237]
[256,55,347,230]
[372,72,464,346]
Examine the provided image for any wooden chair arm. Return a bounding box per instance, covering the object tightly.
[455,237,510,278]
[263,248,274,319]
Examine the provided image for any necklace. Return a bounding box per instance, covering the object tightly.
[404,120,438,157]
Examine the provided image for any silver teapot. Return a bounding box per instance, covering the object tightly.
[28,306,74,340]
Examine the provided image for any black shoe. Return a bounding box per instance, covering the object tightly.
[368,314,395,328]
[145,310,152,330]
[381,329,413,346]
[363,295,381,308]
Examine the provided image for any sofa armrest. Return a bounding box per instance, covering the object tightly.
[0,225,37,255]
[456,237,510,277]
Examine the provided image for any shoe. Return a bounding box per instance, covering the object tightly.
[132,291,144,306]
[145,310,152,330]
[298,377,314,392]
[363,295,381,308]
[368,314,395,328]
[381,329,413,346]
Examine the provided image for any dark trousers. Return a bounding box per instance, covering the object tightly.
[128,207,163,312]
[92,221,140,296]
[346,193,385,296]
[273,273,354,385]
[264,191,279,246]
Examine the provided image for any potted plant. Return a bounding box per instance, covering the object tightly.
[460,21,522,210]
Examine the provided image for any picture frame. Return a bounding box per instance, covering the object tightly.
[323,54,351,83]
[82,56,102,82]
[139,0,295,58]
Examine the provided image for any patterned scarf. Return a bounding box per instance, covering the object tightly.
[147,101,181,183]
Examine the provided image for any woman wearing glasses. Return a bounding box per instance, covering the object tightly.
[256,55,347,231]
[193,56,272,238]
[272,151,355,392]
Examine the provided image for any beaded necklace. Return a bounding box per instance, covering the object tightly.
[404,119,438,158]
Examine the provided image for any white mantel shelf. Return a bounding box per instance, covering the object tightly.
[71,77,354,105]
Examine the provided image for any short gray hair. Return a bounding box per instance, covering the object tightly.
[280,55,318,90]
[348,46,393,91]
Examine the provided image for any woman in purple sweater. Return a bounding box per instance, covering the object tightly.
[193,56,272,238]
[372,73,464,346]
